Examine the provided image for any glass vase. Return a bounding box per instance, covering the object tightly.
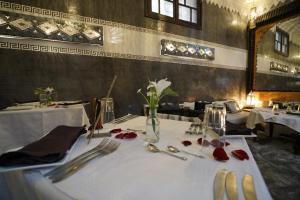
[145,107,160,143]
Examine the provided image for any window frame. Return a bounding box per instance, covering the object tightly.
[274,27,289,57]
[145,0,202,30]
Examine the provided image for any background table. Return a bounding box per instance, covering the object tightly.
[0,104,90,154]
[246,108,300,134]
[1,117,271,200]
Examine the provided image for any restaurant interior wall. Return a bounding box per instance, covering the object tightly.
[0,0,248,116]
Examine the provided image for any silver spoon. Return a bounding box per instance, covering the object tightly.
[146,144,187,161]
[167,145,205,158]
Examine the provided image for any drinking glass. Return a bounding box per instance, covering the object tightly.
[39,93,48,108]
[201,104,214,148]
[212,105,226,147]
[100,97,115,128]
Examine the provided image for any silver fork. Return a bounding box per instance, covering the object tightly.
[45,138,110,178]
[48,140,120,183]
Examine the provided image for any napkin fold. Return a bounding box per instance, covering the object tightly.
[0,126,86,167]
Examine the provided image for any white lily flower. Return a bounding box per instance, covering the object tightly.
[147,81,156,90]
[156,78,171,96]
[137,88,141,93]
[45,87,54,93]
[147,91,155,96]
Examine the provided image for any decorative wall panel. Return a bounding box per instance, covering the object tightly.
[0,11,103,45]
[161,39,215,60]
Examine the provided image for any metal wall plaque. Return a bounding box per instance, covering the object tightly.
[0,11,103,45]
[161,39,215,60]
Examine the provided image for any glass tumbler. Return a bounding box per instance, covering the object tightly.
[39,93,48,107]
[212,105,227,147]
[100,97,115,128]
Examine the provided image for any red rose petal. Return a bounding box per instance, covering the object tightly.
[197,138,202,145]
[110,128,122,133]
[115,133,124,139]
[123,132,137,139]
[213,147,229,161]
[210,139,230,147]
[232,149,249,160]
[182,140,192,146]
[211,139,223,148]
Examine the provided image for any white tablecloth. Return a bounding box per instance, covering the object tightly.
[246,108,300,133]
[0,105,90,154]
[1,117,271,200]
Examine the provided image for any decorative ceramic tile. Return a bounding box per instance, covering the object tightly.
[9,18,32,31]
[270,61,288,73]
[0,10,103,45]
[178,45,188,53]
[198,49,205,55]
[161,39,215,60]
[60,26,79,36]
[165,42,175,52]
[83,29,100,40]
[188,47,196,54]
[0,17,6,26]
[38,22,58,35]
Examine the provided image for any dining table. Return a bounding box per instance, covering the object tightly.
[0,116,272,200]
[0,102,90,154]
[246,108,300,135]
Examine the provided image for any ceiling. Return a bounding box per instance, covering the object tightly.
[277,16,300,46]
[204,0,295,16]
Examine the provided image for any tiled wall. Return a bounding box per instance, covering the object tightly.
[0,0,248,116]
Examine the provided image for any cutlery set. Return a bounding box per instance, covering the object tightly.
[89,114,139,138]
[214,169,257,200]
[45,138,120,183]
[146,143,205,160]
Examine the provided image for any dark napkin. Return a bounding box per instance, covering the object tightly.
[226,122,252,135]
[0,126,86,167]
[286,111,300,116]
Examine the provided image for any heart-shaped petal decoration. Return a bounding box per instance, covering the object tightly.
[110,128,122,133]
[213,147,229,161]
[231,149,249,160]
[182,140,192,146]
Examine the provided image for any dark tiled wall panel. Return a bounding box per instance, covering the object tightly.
[7,0,247,49]
[256,73,300,91]
[0,49,246,116]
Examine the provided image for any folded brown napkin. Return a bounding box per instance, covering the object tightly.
[0,126,86,167]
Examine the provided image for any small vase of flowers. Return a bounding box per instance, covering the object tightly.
[137,78,177,143]
[34,87,56,107]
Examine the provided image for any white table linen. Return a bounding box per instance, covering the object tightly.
[1,117,271,200]
[0,105,90,154]
[246,108,300,133]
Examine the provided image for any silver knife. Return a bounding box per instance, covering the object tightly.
[225,171,238,200]
[214,169,227,200]
[242,174,257,200]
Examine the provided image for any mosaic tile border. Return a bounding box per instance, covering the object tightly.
[161,39,215,60]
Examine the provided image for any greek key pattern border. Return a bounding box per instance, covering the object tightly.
[0,40,245,71]
[0,40,105,56]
